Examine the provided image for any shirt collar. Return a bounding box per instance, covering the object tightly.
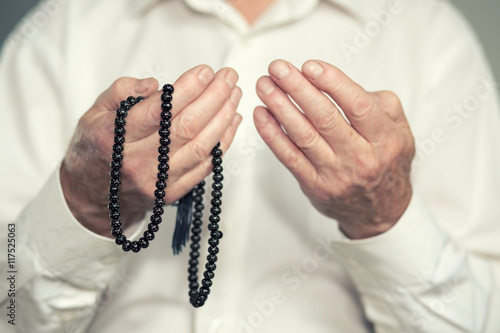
[129,0,390,22]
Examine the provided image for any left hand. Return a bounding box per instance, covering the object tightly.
[254,60,415,239]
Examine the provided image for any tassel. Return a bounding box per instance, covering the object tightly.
[172,189,194,255]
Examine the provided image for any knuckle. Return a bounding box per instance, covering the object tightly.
[282,148,301,168]
[297,128,320,151]
[317,107,341,132]
[352,94,374,119]
[176,115,196,141]
[190,140,209,162]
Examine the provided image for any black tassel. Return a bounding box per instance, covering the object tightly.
[172,189,194,255]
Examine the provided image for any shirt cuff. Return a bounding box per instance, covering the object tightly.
[332,191,447,290]
[19,167,146,289]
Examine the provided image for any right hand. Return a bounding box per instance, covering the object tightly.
[60,65,242,237]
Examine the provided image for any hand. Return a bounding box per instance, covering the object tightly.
[61,66,242,237]
[254,60,415,239]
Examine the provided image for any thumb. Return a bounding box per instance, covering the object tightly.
[96,77,159,111]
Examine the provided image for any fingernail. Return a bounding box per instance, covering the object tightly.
[257,77,276,95]
[303,60,324,79]
[232,113,243,126]
[225,70,238,88]
[230,87,242,105]
[269,60,290,80]
[135,78,154,93]
[198,66,214,85]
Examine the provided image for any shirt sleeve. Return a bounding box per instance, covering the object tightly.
[0,1,143,332]
[331,2,500,332]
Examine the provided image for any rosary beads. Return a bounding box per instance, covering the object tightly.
[108,84,223,307]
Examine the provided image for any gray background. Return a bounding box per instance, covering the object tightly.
[0,0,499,79]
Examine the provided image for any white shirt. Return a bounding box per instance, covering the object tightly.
[0,0,499,332]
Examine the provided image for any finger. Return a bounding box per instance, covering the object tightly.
[163,86,242,173]
[302,60,393,143]
[95,77,159,111]
[162,112,243,204]
[267,60,359,150]
[253,106,317,186]
[125,65,216,141]
[256,75,335,169]
[169,67,239,145]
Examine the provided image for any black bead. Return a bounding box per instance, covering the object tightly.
[139,238,149,249]
[189,281,199,290]
[199,287,210,296]
[212,173,223,182]
[122,240,132,251]
[189,259,198,266]
[189,290,198,298]
[193,211,202,219]
[144,231,155,241]
[110,161,121,170]
[161,93,173,103]
[163,84,174,94]
[208,238,219,246]
[127,96,137,105]
[160,120,171,128]
[210,198,222,207]
[110,178,121,187]
[195,203,204,211]
[161,110,172,119]
[212,182,223,191]
[158,146,170,155]
[188,266,198,274]
[148,223,159,233]
[210,206,221,216]
[212,157,222,165]
[159,128,170,138]
[108,201,120,211]
[115,235,125,245]
[110,169,121,179]
[193,219,203,227]
[160,137,171,146]
[190,242,200,251]
[154,189,165,198]
[136,96,144,102]
[131,241,140,253]
[111,228,123,237]
[158,163,169,173]
[114,135,125,144]
[205,262,216,271]
[157,172,168,181]
[211,190,222,199]
[153,206,164,215]
[113,144,124,154]
[114,127,126,136]
[193,195,203,204]
[209,215,220,223]
[158,154,169,163]
[155,198,166,207]
[188,274,198,282]
[204,271,215,279]
[213,165,223,174]
[109,185,119,194]
[207,254,218,263]
[202,279,213,288]
[150,215,162,224]
[114,117,126,128]
[194,187,205,196]
[211,230,223,239]
[108,193,120,203]
[155,180,166,190]
[191,235,201,243]
[109,211,120,220]
[190,251,200,259]
[208,246,219,255]
[212,148,223,157]
[208,223,219,231]
[116,108,127,117]
[120,101,131,110]
[110,219,122,229]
